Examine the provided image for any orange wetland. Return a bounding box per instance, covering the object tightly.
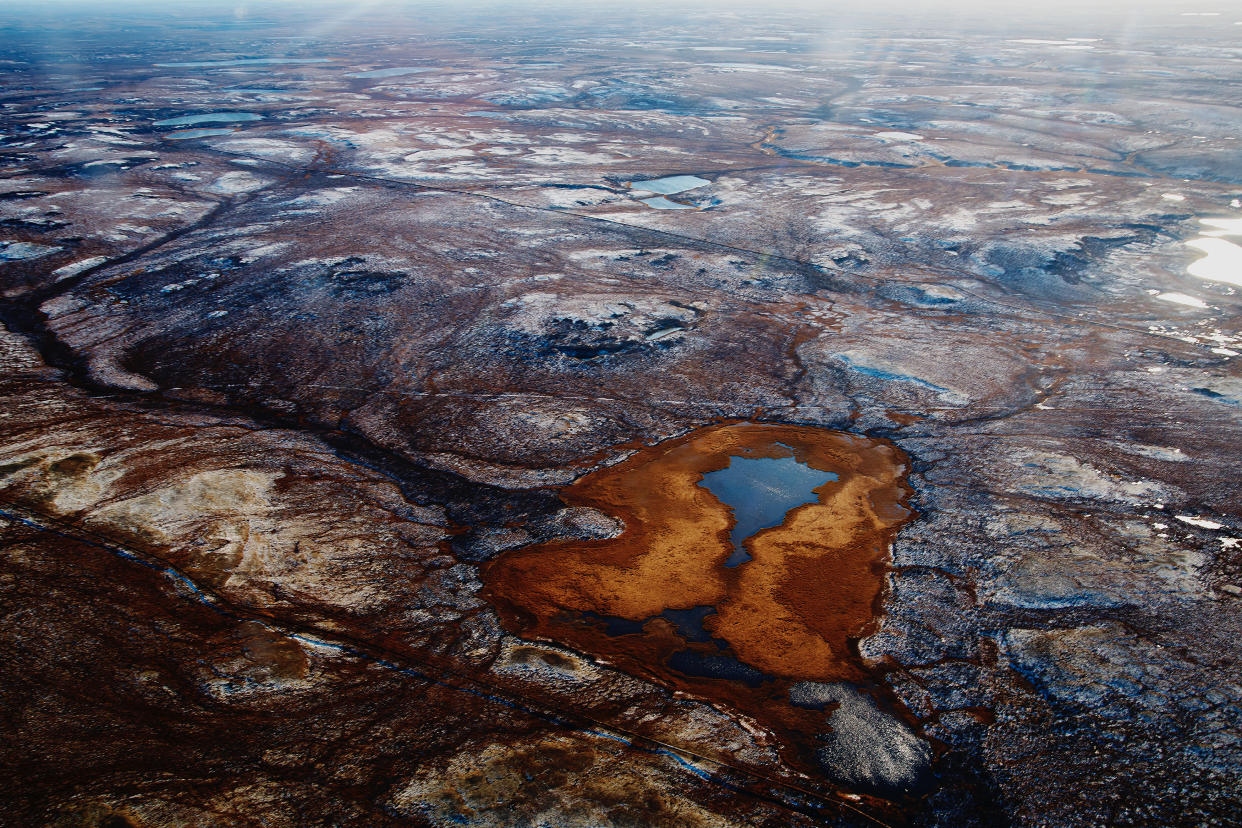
[483,422,915,746]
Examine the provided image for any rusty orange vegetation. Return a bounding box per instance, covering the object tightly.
[483,422,914,688]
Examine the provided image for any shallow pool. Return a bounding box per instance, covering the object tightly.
[641,196,696,210]
[630,174,711,195]
[699,453,838,567]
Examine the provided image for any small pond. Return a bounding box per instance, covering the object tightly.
[699,453,838,567]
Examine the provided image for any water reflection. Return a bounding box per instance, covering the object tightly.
[640,196,695,210]
[629,174,710,195]
[699,453,838,567]
[154,112,263,127]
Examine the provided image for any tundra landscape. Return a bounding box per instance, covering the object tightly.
[1,1,1240,825]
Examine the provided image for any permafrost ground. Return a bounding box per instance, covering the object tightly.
[0,2,1240,826]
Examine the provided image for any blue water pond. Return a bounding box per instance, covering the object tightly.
[699,453,838,567]
[630,174,710,195]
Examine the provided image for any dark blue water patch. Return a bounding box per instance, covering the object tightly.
[661,605,717,643]
[583,606,727,647]
[699,454,838,568]
[667,650,771,688]
[1086,168,1151,179]
[580,610,647,636]
[1191,387,1238,404]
